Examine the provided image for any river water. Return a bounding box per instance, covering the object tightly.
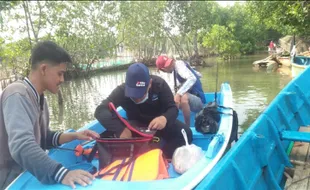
[46,54,292,133]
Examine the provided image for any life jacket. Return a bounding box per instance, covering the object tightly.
[175,61,206,104]
[94,149,169,181]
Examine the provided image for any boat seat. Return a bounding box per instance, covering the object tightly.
[191,127,215,151]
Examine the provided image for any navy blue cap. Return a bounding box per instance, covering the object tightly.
[125,63,150,98]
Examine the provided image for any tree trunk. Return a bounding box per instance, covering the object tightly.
[24,1,39,42]
[144,45,147,58]
[58,89,63,105]
[193,30,199,57]
[186,36,191,57]
[58,103,64,124]
[35,1,42,43]
[138,39,141,59]
[161,38,167,54]
[163,28,184,57]
[153,38,156,57]
[22,2,33,48]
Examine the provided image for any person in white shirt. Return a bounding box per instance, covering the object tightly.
[290,45,297,63]
[156,55,206,127]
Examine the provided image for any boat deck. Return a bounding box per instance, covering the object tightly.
[285,127,310,190]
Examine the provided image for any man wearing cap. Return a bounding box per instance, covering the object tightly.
[94,63,192,158]
[156,56,206,127]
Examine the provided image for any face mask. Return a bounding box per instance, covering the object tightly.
[131,92,148,104]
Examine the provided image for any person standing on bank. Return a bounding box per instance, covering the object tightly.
[155,55,206,127]
[94,63,193,158]
[0,41,99,189]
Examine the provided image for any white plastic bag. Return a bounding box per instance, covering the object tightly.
[172,129,204,174]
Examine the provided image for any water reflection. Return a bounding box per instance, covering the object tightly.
[47,69,175,131]
[197,55,291,131]
[47,71,127,131]
[47,54,292,133]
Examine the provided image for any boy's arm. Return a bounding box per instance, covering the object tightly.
[3,93,68,184]
[46,129,62,149]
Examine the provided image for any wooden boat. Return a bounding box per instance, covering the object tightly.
[196,66,310,189]
[291,56,310,77]
[278,56,291,67]
[252,55,278,71]
[7,83,233,190]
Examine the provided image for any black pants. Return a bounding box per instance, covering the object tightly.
[155,119,193,158]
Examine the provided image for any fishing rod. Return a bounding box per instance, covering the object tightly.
[215,58,219,103]
[173,69,178,94]
[214,35,220,104]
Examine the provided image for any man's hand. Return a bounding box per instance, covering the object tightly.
[174,94,181,108]
[119,128,132,138]
[62,170,94,189]
[148,116,167,130]
[76,130,100,141]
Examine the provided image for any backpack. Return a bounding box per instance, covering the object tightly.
[195,102,220,134]
[194,102,239,139]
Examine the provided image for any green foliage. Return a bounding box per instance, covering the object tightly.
[248,1,310,37]
[118,1,166,58]
[48,1,119,68]
[202,25,241,59]
[1,1,121,73]
[0,39,31,76]
[1,1,309,77]
[166,1,220,57]
[0,1,19,29]
[241,42,256,55]
[217,3,269,54]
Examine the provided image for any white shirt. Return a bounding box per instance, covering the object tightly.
[174,60,197,96]
[290,45,296,57]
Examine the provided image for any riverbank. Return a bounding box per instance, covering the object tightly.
[0,52,261,88]
[64,63,132,80]
[64,55,217,81]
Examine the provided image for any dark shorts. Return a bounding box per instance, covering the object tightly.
[155,120,193,158]
[188,93,203,112]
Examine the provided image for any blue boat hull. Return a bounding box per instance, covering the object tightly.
[7,83,233,190]
[197,66,310,189]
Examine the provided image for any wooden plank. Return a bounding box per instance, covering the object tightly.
[285,127,310,189]
[285,167,294,188]
[286,140,310,190]
[289,127,310,162]
[285,166,310,190]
